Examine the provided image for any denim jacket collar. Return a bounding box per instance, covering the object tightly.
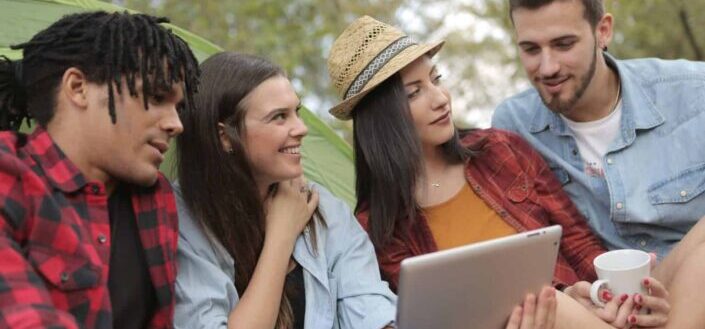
[292,218,331,292]
[528,53,665,143]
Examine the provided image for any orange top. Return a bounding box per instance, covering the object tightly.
[424,182,517,250]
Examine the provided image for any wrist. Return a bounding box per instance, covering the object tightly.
[263,229,298,251]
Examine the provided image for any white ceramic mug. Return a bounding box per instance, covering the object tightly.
[589,249,650,307]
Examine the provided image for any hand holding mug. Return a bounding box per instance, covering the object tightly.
[589,249,651,307]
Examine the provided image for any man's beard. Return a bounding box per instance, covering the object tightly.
[540,42,598,115]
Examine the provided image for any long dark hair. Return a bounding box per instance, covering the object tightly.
[353,72,473,248]
[177,52,317,329]
[0,11,199,131]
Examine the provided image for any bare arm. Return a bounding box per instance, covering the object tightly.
[226,234,297,329]
[226,179,318,329]
[506,288,638,329]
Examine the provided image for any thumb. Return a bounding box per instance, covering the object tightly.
[649,252,658,270]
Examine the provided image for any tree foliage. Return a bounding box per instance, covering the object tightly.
[605,0,705,61]
[116,0,404,117]
[112,0,704,129]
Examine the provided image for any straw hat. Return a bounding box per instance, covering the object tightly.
[327,16,444,120]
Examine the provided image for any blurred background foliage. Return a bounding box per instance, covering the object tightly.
[112,0,704,134]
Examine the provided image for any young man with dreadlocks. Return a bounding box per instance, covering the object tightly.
[0,11,199,329]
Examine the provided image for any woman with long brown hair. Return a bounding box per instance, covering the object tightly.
[173,52,395,329]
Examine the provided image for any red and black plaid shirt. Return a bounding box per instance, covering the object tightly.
[0,128,179,329]
[358,128,606,291]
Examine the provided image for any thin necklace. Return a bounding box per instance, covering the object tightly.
[609,78,622,114]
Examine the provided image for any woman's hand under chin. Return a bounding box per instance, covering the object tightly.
[263,176,319,244]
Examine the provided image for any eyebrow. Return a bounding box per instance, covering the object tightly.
[161,85,184,103]
[262,101,303,120]
[403,65,438,87]
[518,34,578,47]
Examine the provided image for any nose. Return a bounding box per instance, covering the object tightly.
[290,115,308,139]
[161,105,184,137]
[430,84,450,111]
[538,50,560,78]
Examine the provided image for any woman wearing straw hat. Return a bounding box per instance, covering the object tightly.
[327,16,670,329]
[173,52,396,329]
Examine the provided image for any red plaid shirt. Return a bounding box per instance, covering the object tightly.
[357,128,606,291]
[0,128,179,329]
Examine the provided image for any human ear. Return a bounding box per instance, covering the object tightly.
[596,13,614,50]
[217,122,233,153]
[61,67,90,109]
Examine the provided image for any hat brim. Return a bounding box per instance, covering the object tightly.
[329,40,445,121]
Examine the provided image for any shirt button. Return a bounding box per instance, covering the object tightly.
[60,272,69,283]
[680,190,688,197]
[572,149,579,156]
[606,158,614,165]
[616,202,624,209]
[640,240,647,247]
[97,234,107,244]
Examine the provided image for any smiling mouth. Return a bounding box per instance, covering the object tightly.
[148,141,169,154]
[540,77,569,90]
[430,111,450,125]
[279,146,301,154]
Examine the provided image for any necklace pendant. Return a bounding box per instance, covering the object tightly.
[431,183,441,188]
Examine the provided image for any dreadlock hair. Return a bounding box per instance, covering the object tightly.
[0,11,199,131]
[177,52,322,329]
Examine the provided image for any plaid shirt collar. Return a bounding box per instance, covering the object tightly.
[26,127,88,193]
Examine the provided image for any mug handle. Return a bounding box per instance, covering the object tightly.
[590,279,609,307]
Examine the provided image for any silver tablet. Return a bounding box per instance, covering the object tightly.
[396,225,562,329]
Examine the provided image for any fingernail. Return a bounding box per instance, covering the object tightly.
[634,294,642,304]
[629,315,637,324]
[636,305,642,311]
[620,294,629,303]
[602,290,613,301]
[643,278,650,286]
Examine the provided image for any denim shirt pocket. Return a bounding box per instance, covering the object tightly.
[28,245,101,291]
[647,162,705,223]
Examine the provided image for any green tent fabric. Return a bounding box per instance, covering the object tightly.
[0,0,357,207]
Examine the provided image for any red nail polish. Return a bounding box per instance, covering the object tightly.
[636,305,642,311]
[629,315,637,324]
[635,294,642,304]
[602,290,613,301]
[620,294,629,303]
[643,278,650,286]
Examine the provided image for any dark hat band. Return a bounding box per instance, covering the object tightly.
[343,36,416,100]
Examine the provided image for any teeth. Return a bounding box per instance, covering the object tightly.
[280,146,300,154]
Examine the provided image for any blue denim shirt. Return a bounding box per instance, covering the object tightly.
[492,54,705,258]
[172,182,396,329]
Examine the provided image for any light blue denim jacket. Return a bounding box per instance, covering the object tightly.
[492,54,705,258]
[172,182,396,329]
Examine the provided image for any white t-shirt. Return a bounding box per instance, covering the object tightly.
[561,99,622,177]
